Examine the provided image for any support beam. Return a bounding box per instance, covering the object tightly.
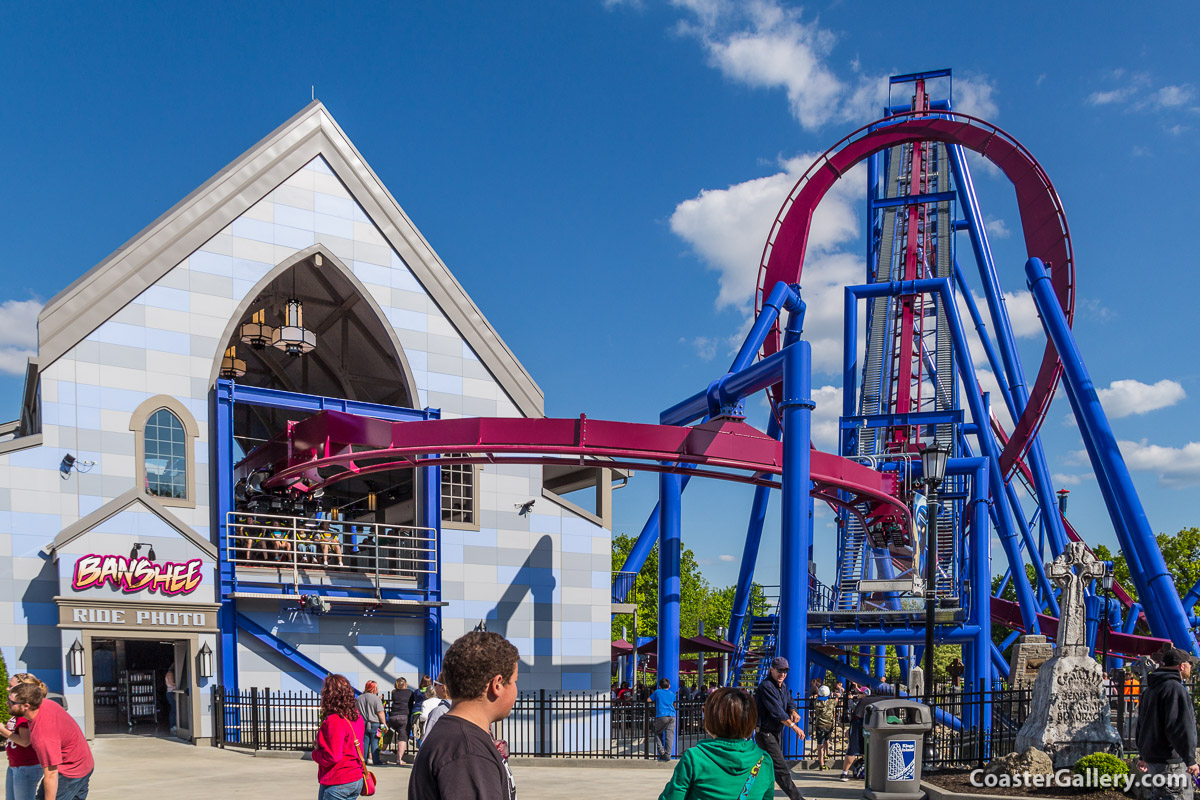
[657,469,683,756]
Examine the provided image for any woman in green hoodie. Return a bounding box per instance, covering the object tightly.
[658,688,774,800]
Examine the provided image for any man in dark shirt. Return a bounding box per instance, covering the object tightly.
[1136,647,1199,800]
[409,632,520,800]
[754,656,806,800]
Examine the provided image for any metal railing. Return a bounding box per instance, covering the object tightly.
[213,679,1188,763]
[225,511,436,587]
[611,571,638,604]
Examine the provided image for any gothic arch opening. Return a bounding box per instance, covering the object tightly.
[216,245,422,527]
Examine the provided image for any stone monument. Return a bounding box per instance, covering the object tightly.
[1008,634,1055,689]
[1015,542,1122,768]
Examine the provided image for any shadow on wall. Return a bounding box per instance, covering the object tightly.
[22,556,65,692]
[486,534,556,673]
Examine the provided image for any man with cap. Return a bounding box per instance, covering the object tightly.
[1137,647,1199,799]
[754,656,806,800]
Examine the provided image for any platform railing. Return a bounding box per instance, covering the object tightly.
[225,511,436,588]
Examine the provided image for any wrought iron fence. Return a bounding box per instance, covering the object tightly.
[212,678,1188,763]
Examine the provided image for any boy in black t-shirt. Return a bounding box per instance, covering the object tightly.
[408,632,520,800]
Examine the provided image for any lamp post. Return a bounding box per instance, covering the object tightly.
[920,441,949,699]
[1100,564,1114,676]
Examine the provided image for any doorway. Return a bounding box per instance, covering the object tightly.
[90,639,188,737]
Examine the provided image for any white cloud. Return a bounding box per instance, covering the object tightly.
[669,154,862,314]
[0,299,41,375]
[670,0,990,131]
[954,76,1000,120]
[810,384,842,450]
[1114,439,1200,488]
[683,336,719,361]
[1096,378,1185,419]
[984,218,1011,239]
[1086,72,1195,116]
[718,554,736,562]
[1051,472,1089,487]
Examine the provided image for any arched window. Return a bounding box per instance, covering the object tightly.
[145,408,187,499]
[131,395,199,508]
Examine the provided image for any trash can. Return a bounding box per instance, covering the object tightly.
[862,699,933,800]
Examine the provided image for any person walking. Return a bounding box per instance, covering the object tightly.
[409,631,520,800]
[388,678,417,765]
[658,688,773,800]
[313,674,366,800]
[754,656,805,800]
[648,678,678,762]
[811,685,837,771]
[1136,647,1199,799]
[8,681,93,800]
[1,674,45,800]
[356,680,387,766]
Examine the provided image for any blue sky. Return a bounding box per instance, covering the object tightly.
[2,1,1198,591]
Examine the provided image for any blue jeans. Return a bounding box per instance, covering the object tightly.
[317,780,362,800]
[6,765,41,800]
[362,722,381,765]
[35,770,91,800]
[166,692,177,729]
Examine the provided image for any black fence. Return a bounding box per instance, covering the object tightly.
[211,679,1179,764]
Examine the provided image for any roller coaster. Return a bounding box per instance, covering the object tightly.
[224,69,1198,732]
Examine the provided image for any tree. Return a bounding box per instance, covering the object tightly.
[611,534,769,643]
[1094,527,1200,609]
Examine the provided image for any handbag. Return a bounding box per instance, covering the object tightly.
[738,756,765,800]
[345,718,377,797]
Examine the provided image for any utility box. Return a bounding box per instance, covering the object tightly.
[862,699,933,800]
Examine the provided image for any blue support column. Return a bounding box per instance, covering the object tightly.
[658,469,683,755]
[422,454,443,679]
[214,380,239,693]
[1026,258,1198,654]
[779,340,813,757]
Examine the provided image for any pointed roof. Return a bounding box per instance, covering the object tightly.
[37,101,543,417]
[43,488,218,559]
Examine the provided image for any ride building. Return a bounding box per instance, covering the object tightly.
[0,103,616,744]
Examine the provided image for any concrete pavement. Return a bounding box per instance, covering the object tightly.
[19,737,868,799]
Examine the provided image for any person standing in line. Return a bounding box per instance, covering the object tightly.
[408,631,520,800]
[164,665,177,735]
[839,686,870,781]
[657,688,773,800]
[313,675,366,800]
[355,681,387,766]
[388,678,417,765]
[647,678,678,762]
[754,656,805,800]
[1136,647,1199,800]
[810,685,837,771]
[421,676,451,739]
[1,674,45,800]
[8,682,93,800]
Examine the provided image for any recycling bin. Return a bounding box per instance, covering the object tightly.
[862,699,933,800]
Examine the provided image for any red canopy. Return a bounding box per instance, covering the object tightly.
[635,635,736,655]
[611,639,635,657]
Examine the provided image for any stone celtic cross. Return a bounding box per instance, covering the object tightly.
[1047,541,1106,657]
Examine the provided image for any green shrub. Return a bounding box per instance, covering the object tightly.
[1073,753,1129,788]
[0,651,8,726]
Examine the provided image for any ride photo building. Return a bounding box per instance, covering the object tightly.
[0,103,616,744]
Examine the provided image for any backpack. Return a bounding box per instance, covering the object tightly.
[812,697,837,730]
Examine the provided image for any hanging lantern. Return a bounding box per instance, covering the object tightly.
[219,346,246,379]
[271,299,317,356]
[239,309,275,350]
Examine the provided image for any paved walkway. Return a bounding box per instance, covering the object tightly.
[54,737,867,799]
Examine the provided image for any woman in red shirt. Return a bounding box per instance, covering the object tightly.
[3,674,44,800]
[312,674,366,800]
